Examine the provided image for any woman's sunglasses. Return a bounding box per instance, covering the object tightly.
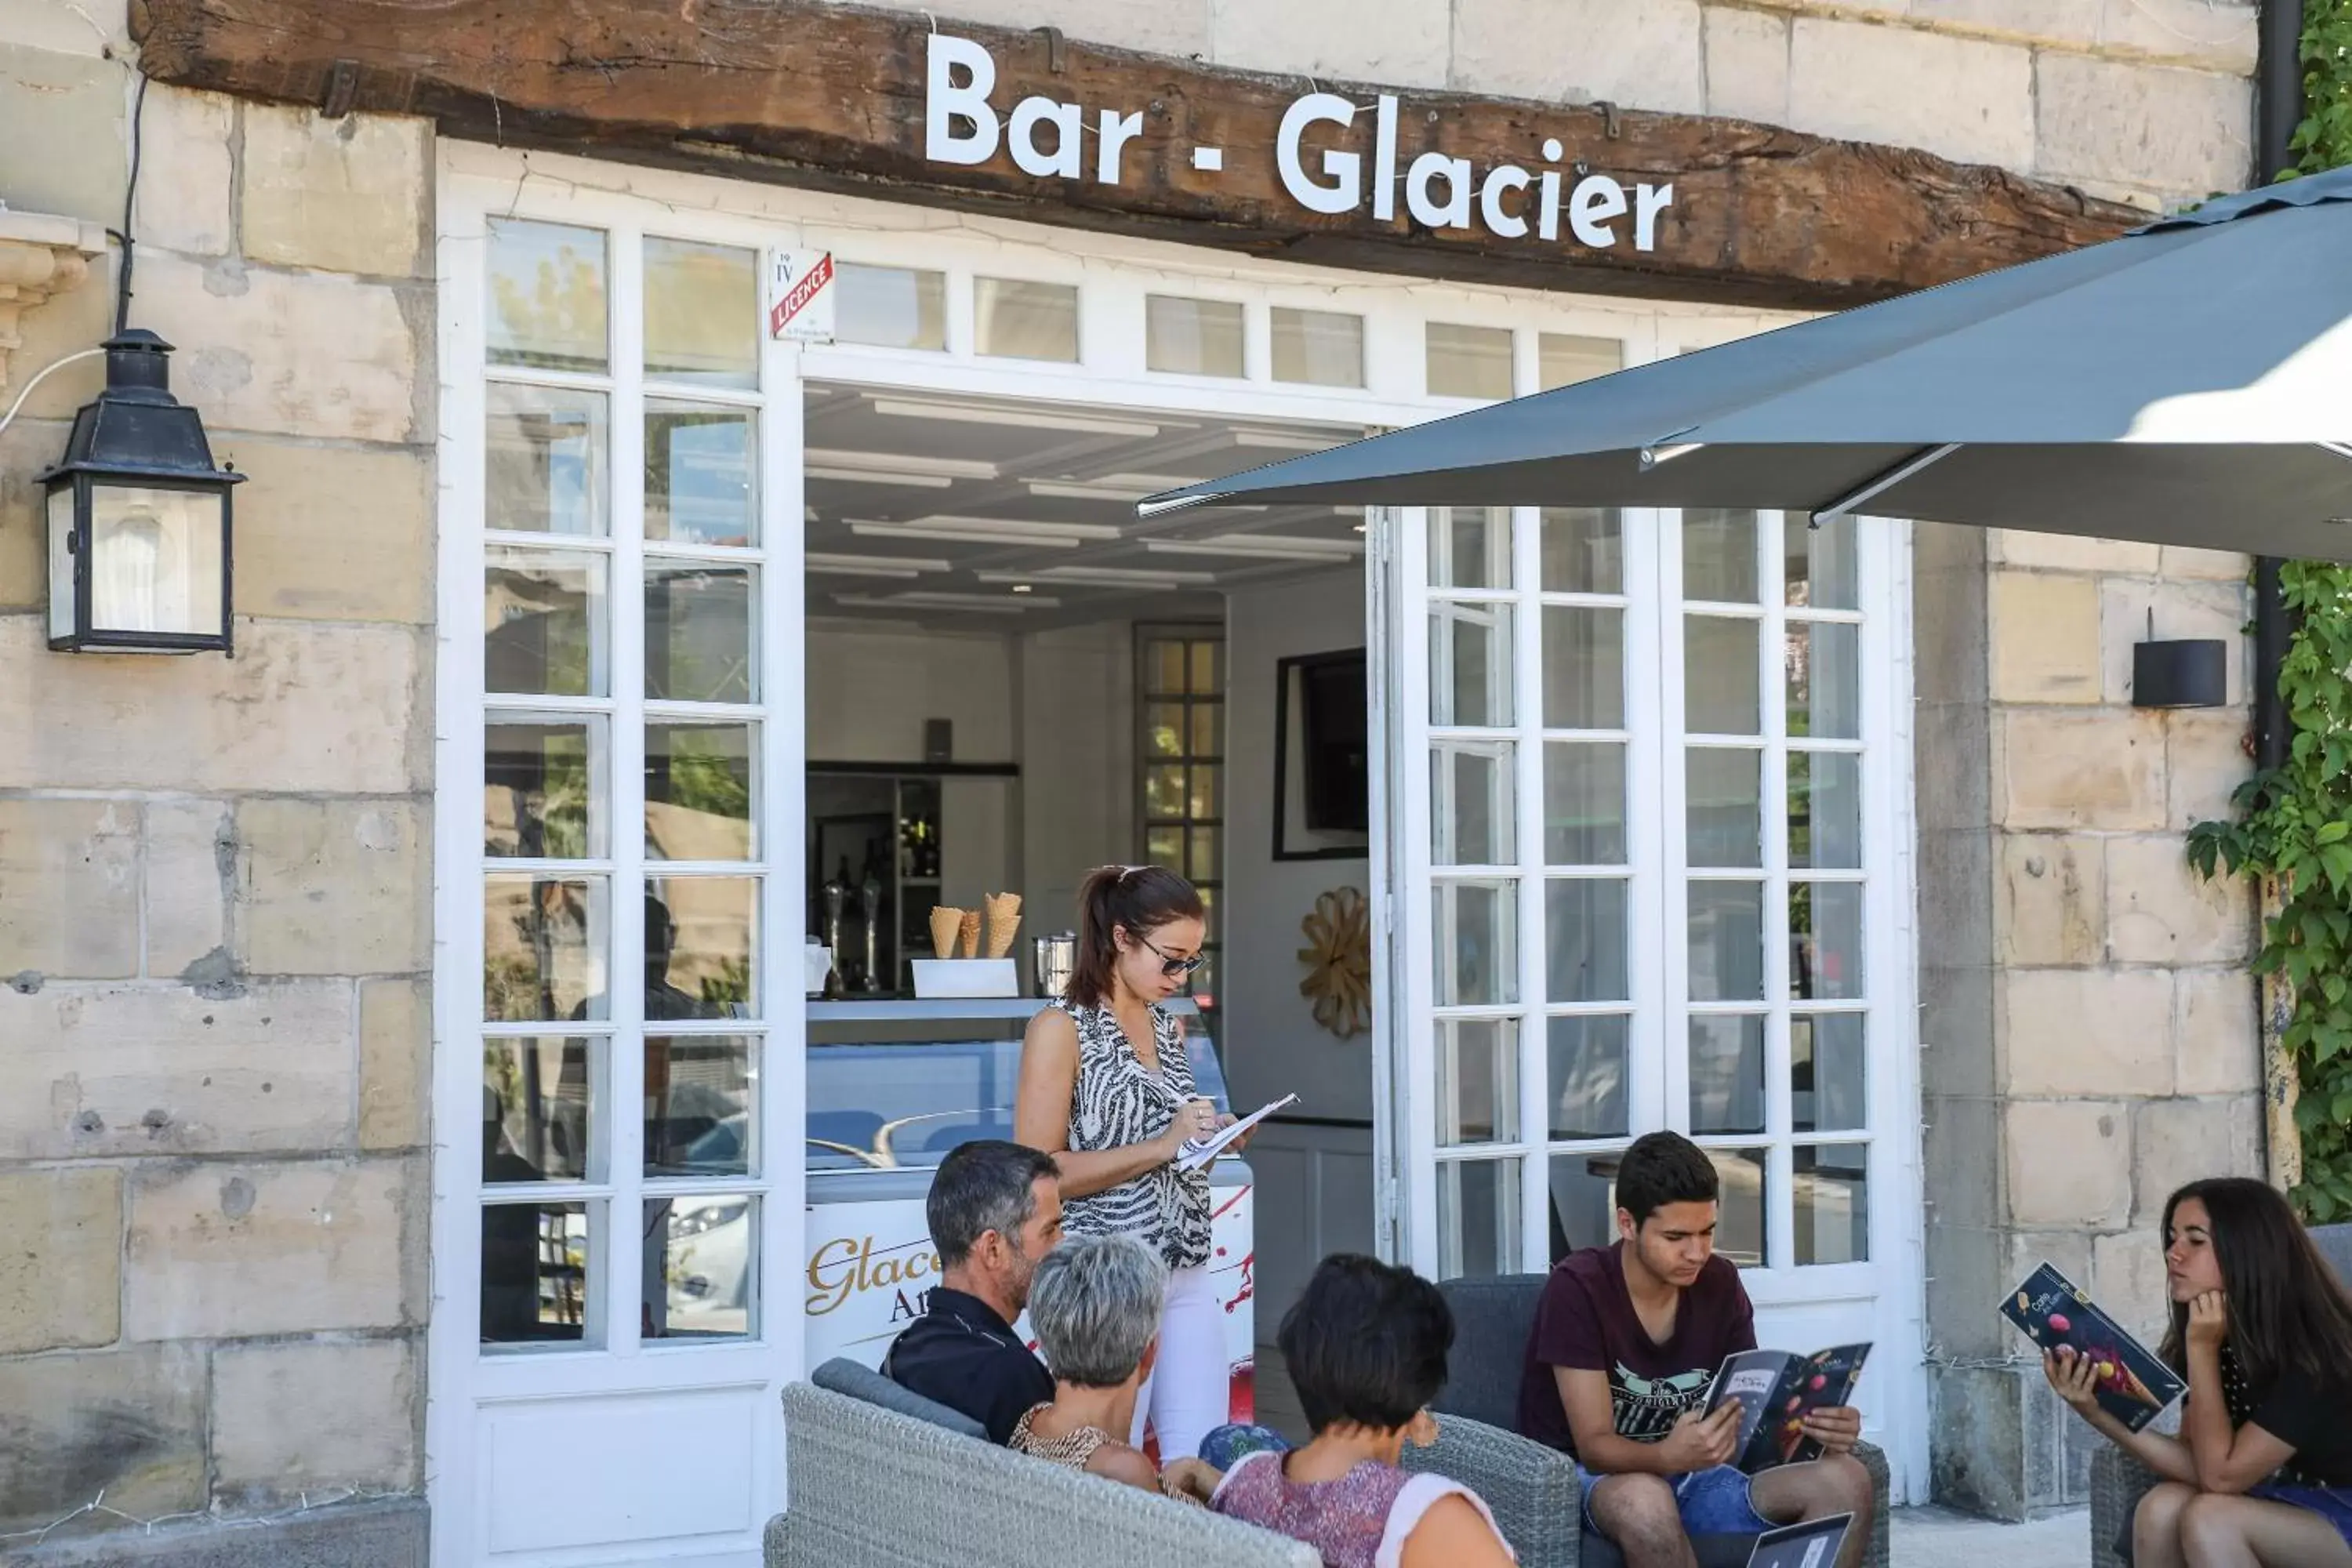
[1138,934,1205,978]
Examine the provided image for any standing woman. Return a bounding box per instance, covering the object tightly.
[1014,864,1237,1462]
[2046,1176,2352,1567]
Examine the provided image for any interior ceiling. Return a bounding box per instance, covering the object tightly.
[803,382,1367,632]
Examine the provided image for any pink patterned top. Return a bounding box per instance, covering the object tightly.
[1209,1451,1514,1568]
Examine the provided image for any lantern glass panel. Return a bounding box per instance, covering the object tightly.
[45,485,74,644]
[88,484,223,638]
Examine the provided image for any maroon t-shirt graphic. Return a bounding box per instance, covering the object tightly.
[1516,1243,1758,1461]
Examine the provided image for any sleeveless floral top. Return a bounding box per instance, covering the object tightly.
[1210,1451,1514,1568]
[1054,1000,1213,1269]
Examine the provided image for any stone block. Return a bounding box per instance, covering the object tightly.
[862,0,1210,57]
[0,797,139,978]
[213,1338,419,1498]
[1211,0,1449,88]
[241,106,431,278]
[124,1157,418,1340]
[2005,1099,2132,1227]
[2106,833,2252,965]
[2002,968,2173,1095]
[0,0,132,57]
[359,977,429,1151]
[0,421,51,610]
[2034,54,2252,198]
[0,45,125,227]
[0,617,421,794]
[1996,709,2165,830]
[2093,1228,2172,1345]
[123,250,419,445]
[1915,703,1991,830]
[1450,0,1707,114]
[1928,1362,2030,1519]
[2007,1228,2095,1302]
[1704,5,1791,123]
[1920,825,1994,970]
[0,982,357,1160]
[2176,967,2259,1096]
[1995,833,2101,966]
[1920,964,1998,1098]
[0,1344,206,1537]
[210,436,433,623]
[2102,577,2248,706]
[1923,1094,2000,1230]
[0,255,111,423]
[134,86,235,258]
[2165,709,2252,832]
[238,798,429,976]
[1989,529,2160,574]
[2161,545,2251,583]
[1788,16,2032,170]
[1988,570,2101,704]
[0,1166,121,1353]
[2132,1096,2259,1223]
[144,798,232,978]
[1900,0,2254,71]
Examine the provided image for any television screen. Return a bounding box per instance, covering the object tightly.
[1298,651,1370,833]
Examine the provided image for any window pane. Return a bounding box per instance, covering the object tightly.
[1436,1018,1517,1145]
[1538,333,1624,390]
[486,547,606,697]
[1428,322,1514,400]
[483,1038,596,1183]
[648,1193,757,1340]
[1788,622,1861,739]
[1434,880,1516,1007]
[1689,1015,1766,1135]
[487,219,607,372]
[1687,880,1764,1002]
[1145,764,1186,818]
[1548,1015,1630,1140]
[488,384,607,537]
[835,263,946,351]
[1432,740,1515,866]
[645,562,755,704]
[1685,616,1760,735]
[1189,702,1223,758]
[1271,307,1365,388]
[1187,764,1222,819]
[1437,1157,1521,1279]
[1548,1150,1624,1260]
[1145,702,1185,757]
[1431,603,1514,728]
[1540,507,1623,594]
[1789,752,1862,869]
[646,1036,756,1176]
[1686,747,1762,869]
[1186,826,1221,884]
[485,873,607,1022]
[975,278,1079,361]
[648,877,757,1019]
[481,1200,592,1346]
[1791,881,1864,1001]
[1431,507,1512,590]
[1795,1145,1868,1265]
[1710,1149,1769,1268]
[1793,1014,1867,1132]
[1546,877,1629,1004]
[1145,641,1188,695]
[1542,607,1624,730]
[1788,514,1859,610]
[487,717,602,860]
[1188,641,1222,694]
[1683,509,1759,604]
[1146,296,1245,377]
[1146,826,1182,866]
[643,238,757,389]
[646,721,755,861]
[1545,742,1628,866]
[644,403,757,546]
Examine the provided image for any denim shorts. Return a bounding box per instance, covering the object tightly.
[2250,1482,2352,1548]
[1576,1463,1773,1538]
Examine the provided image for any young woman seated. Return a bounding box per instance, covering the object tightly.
[2045,1176,2352,1567]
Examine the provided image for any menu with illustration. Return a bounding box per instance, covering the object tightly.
[1700,1343,1871,1473]
[1998,1262,2184,1432]
[1747,1515,1852,1568]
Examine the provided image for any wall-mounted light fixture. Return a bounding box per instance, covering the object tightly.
[2131,609,2227,710]
[36,330,242,654]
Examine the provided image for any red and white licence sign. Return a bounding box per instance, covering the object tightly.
[768,249,836,341]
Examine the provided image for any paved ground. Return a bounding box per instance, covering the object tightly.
[1891,1505,2086,1568]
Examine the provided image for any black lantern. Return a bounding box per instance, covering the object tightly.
[35,330,241,654]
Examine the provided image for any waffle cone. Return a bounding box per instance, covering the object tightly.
[927,907,962,962]
[985,910,1022,960]
[957,909,982,958]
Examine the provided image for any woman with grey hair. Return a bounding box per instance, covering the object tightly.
[1009,1234,1221,1503]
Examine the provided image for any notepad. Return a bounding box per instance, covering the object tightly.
[1174,1094,1298,1171]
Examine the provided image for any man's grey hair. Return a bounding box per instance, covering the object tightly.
[1027,1234,1167,1389]
[927,1139,1060,1268]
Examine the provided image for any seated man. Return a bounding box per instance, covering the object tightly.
[1515,1131,1873,1568]
[883,1138,1062,1444]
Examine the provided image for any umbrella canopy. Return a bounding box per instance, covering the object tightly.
[1140,168,2352,561]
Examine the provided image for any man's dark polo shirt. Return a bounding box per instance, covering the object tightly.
[880,1285,1052,1445]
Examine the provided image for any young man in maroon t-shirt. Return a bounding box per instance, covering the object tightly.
[1515,1131,1874,1568]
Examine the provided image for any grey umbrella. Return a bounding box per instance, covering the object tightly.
[1141,169,2352,561]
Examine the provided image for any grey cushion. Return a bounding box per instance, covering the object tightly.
[1435,1273,1551,1431]
[811,1356,988,1441]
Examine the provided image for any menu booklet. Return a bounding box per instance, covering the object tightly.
[1174,1094,1297,1171]
[1747,1515,1852,1568]
[1998,1262,2184,1432]
[1700,1343,1871,1473]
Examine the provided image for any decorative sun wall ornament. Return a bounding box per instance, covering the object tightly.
[1298,886,1372,1040]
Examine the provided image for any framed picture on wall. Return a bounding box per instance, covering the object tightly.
[1274,649,1373,862]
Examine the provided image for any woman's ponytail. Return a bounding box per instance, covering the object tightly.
[1068,863,1204,1007]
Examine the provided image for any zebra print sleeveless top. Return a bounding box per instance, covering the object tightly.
[1054,1000,1213,1270]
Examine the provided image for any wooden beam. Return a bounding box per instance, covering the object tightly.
[131,0,2140,309]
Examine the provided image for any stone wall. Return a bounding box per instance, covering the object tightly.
[1917,523,2263,1519]
[885,0,2255,209]
[0,7,435,1559]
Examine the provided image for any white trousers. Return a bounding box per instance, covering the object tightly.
[1128,1264,1227,1461]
